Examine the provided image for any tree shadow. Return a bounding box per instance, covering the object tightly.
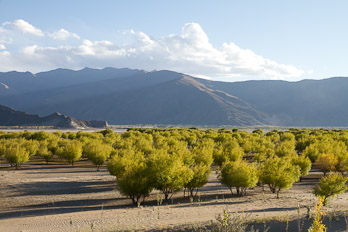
[0,197,131,220]
[14,180,116,196]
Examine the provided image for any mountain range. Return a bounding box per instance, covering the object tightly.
[0,105,107,129]
[0,67,347,127]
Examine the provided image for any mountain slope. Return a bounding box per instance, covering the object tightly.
[200,77,348,126]
[1,67,348,126]
[12,75,268,125]
[0,105,108,129]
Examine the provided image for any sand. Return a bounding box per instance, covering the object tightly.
[1,158,348,232]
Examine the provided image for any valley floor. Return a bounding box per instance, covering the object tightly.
[0,158,347,232]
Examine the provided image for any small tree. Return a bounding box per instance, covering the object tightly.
[147,149,193,201]
[23,140,39,157]
[184,140,214,197]
[213,142,244,166]
[107,149,153,205]
[316,153,337,176]
[292,155,312,182]
[259,157,301,198]
[275,140,297,158]
[314,173,348,206]
[219,160,258,196]
[36,141,53,164]
[4,144,30,169]
[185,164,211,197]
[335,151,348,175]
[56,140,82,166]
[83,140,113,171]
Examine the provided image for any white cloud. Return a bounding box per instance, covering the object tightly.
[2,19,44,36]
[49,29,80,40]
[0,44,5,50]
[0,21,305,80]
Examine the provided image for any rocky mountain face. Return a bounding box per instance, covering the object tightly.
[0,67,347,126]
[0,105,108,129]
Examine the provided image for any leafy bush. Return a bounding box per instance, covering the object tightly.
[220,160,258,196]
[56,140,82,166]
[83,139,113,170]
[259,156,301,198]
[4,142,30,169]
[314,173,348,205]
[315,153,338,176]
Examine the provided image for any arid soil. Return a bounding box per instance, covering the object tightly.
[1,157,348,232]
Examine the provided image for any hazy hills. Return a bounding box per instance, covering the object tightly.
[0,67,347,126]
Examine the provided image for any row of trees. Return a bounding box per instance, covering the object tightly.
[1,128,348,204]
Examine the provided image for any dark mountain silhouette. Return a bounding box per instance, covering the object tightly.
[0,105,108,129]
[0,67,348,126]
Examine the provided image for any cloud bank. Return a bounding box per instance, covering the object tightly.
[0,19,304,80]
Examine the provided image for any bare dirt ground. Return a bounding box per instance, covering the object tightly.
[1,157,348,232]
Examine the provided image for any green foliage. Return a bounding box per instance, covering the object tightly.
[147,149,193,201]
[213,140,244,166]
[56,140,82,166]
[83,139,113,170]
[259,156,301,198]
[274,140,297,158]
[30,131,51,141]
[303,143,324,162]
[4,141,30,169]
[185,164,211,197]
[219,160,258,196]
[292,155,312,180]
[36,141,53,164]
[314,173,348,206]
[107,149,152,204]
[185,139,214,196]
[308,197,327,232]
[23,140,39,156]
[315,153,338,176]
[335,151,348,174]
[4,127,348,207]
[252,129,264,137]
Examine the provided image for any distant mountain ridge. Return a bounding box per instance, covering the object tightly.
[0,67,348,126]
[0,105,108,129]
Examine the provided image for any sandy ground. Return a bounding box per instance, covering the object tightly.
[1,158,348,232]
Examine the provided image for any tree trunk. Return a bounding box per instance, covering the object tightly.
[195,188,199,197]
[276,188,281,199]
[190,189,194,197]
[164,192,169,201]
[131,196,136,205]
[229,187,233,195]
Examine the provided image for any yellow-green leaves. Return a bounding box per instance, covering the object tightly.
[259,156,301,198]
[219,160,258,196]
[314,173,348,206]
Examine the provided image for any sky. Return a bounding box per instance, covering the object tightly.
[0,0,348,82]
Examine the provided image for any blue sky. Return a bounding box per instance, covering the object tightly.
[0,0,347,82]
